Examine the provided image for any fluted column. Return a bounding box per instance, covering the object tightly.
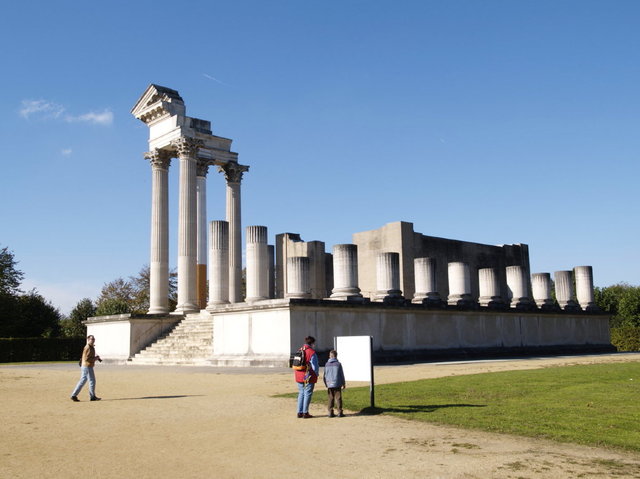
[413,257,442,305]
[532,273,555,310]
[478,267,504,308]
[447,262,474,307]
[555,270,579,311]
[196,161,209,309]
[575,266,598,311]
[506,265,534,310]
[206,221,229,309]
[246,225,269,302]
[374,252,403,302]
[286,257,311,299]
[219,163,249,303]
[330,244,362,300]
[172,137,203,313]
[145,149,171,314]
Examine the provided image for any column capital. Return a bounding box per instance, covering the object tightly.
[144,149,172,170]
[218,162,249,183]
[196,159,210,177]
[171,137,204,159]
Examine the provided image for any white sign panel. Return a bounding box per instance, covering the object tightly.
[335,336,372,382]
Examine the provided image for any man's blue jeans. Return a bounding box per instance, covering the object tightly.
[71,366,96,398]
[297,382,315,414]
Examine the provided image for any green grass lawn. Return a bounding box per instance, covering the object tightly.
[302,362,640,451]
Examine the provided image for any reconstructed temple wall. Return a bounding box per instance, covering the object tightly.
[353,221,530,301]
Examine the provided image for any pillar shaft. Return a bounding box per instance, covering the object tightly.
[447,262,474,306]
[219,164,248,303]
[145,149,171,314]
[196,164,209,309]
[413,257,441,304]
[374,252,403,301]
[173,137,202,313]
[555,270,579,310]
[506,265,534,309]
[575,266,597,311]
[331,244,362,299]
[532,273,555,309]
[478,267,504,307]
[246,225,269,302]
[286,256,311,298]
[206,221,229,308]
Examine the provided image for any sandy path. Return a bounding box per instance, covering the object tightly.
[1,353,639,478]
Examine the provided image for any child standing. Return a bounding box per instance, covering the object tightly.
[323,349,346,417]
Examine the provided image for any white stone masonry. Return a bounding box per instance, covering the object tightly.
[374,252,403,302]
[286,257,311,298]
[330,244,362,300]
[206,221,229,308]
[245,225,269,303]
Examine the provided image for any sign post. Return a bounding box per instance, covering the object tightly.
[335,335,375,408]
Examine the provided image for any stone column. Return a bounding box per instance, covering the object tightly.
[555,270,579,311]
[246,225,269,303]
[330,244,362,300]
[413,257,442,305]
[286,257,311,299]
[172,137,203,313]
[506,265,534,310]
[575,266,598,311]
[206,221,229,309]
[196,161,209,309]
[532,273,555,310]
[144,149,172,314]
[478,268,504,309]
[447,262,474,307]
[219,163,249,303]
[374,252,403,302]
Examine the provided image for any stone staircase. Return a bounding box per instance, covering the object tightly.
[128,312,214,365]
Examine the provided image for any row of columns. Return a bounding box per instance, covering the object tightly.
[145,137,247,315]
[202,228,598,312]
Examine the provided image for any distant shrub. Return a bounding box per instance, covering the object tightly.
[0,337,85,363]
[610,326,640,352]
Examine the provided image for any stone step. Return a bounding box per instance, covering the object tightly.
[128,313,215,365]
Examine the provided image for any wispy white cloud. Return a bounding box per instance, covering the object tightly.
[19,99,113,126]
[61,148,73,156]
[19,99,65,119]
[66,110,114,126]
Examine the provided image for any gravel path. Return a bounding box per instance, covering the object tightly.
[2,353,639,478]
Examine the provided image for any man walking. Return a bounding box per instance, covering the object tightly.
[70,335,102,402]
[323,349,346,417]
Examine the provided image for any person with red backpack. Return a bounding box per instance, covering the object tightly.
[294,336,319,418]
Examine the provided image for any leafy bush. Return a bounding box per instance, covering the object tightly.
[0,337,85,362]
[610,326,640,352]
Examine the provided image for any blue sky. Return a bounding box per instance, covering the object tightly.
[1,0,638,314]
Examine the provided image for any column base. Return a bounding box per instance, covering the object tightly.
[147,306,170,315]
[447,294,477,309]
[373,289,403,302]
[174,302,200,314]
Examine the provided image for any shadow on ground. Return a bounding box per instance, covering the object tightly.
[107,395,205,401]
[358,403,487,415]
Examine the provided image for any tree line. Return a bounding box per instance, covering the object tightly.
[1,244,639,339]
[0,245,175,338]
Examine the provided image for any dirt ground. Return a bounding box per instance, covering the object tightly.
[2,353,640,478]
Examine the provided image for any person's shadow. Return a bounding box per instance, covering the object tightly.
[106,395,204,401]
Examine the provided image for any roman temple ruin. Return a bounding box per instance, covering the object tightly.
[86,85,612,366]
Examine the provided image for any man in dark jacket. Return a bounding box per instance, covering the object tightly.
[323,349,346,417]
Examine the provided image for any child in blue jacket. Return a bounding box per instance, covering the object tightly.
[323,349,346,417]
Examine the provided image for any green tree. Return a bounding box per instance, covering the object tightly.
[0,246,24,295]
[595,283,640,327]
[11,291,62,337]
[61,298,95,337]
